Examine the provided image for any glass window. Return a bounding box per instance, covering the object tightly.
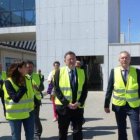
[24,0,35,10]
[0,0,35,27]
[0,0,10,11]
[24,10,35,25]
[0,12,10,27]
[11,0,23,11]
[11,11,23,26]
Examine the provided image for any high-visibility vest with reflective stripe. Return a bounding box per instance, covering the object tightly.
[3,77,34,120]
[25,75,35,111]
[32,72,40,86]
[31,73,41,100]
[55,67,85,107]
[113,66,140,108]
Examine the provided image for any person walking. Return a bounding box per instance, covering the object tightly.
[104,51,140,140]
[3,61,35,140]
[53,51,88,140]
[47,61,60,122]
[38,69,44,98]
[26,61,42,140]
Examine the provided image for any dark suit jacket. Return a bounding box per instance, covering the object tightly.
[54,67,88,107]
[104,68,140,111]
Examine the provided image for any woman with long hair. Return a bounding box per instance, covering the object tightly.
[3,61,35,140]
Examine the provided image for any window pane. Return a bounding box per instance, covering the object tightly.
[11,0,23,11]
[24,10,35,25]
[0,0,10,11]
[0,12,10,27]
[11,11,23,26]
[24,0,35,10]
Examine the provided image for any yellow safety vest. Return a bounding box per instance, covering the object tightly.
[25,75,35,111]
[2,71,7,80]
[31,73,41,100]
[32,72,40,86]
[55,67,85,107]
[3,77,34,120]
[113,66,140,108]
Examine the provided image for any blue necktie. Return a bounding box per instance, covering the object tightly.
[70,70,75,90]
[123,70,128,83]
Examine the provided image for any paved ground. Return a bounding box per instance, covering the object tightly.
[0,91,132,140]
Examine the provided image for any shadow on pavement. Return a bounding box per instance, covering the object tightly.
[42,125,117,139]
[42,135,73,140]
[84,117,103,122]
[0,136,11,140]
[83,126,117,139]
[40,118,47,121]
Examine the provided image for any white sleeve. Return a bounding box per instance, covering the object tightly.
[47,72,53,82]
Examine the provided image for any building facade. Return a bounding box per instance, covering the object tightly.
[36,0,120,90]
[0,0,36,70]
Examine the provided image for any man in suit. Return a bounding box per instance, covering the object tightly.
[104,51,140,140]
[54,51,88,140]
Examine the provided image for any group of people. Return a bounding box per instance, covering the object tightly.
[0,50,140,140]
[0,51,88,140]
[0,61,44,140]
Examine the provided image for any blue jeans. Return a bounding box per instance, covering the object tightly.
[115,104,140,140]
[9,110,35,140]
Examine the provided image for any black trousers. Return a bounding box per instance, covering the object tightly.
[34,105,42,139]
[56,106,84,140]
[114,104,140,140]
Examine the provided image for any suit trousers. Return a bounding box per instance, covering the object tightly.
[114,104,140,140]
[56,106,84,140]
[34,105,42,139]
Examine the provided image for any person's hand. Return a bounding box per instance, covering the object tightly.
[68,103,75,109]
[104,108,110,113]
[72,102,80,109]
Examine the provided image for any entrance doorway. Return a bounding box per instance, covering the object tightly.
[76,56,104,91]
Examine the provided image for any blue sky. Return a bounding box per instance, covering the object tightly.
[121,0,140,43]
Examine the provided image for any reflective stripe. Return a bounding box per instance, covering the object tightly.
[114,89,138,94]
[65,96,71,100]
[60,87,72,91]
[113,94,139,102]
[6,108,31,113]
[126,89,138,94]
[114,89,125,93]
[4,99,34,105]
[77,91,82,94]
[127,98,139,102]
[113,94,126,100]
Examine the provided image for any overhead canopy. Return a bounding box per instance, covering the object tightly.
[0,40,36,52]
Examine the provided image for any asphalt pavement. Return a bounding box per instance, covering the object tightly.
[0,91,132,140]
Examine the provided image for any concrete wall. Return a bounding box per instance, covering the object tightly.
[108,0,120,43]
